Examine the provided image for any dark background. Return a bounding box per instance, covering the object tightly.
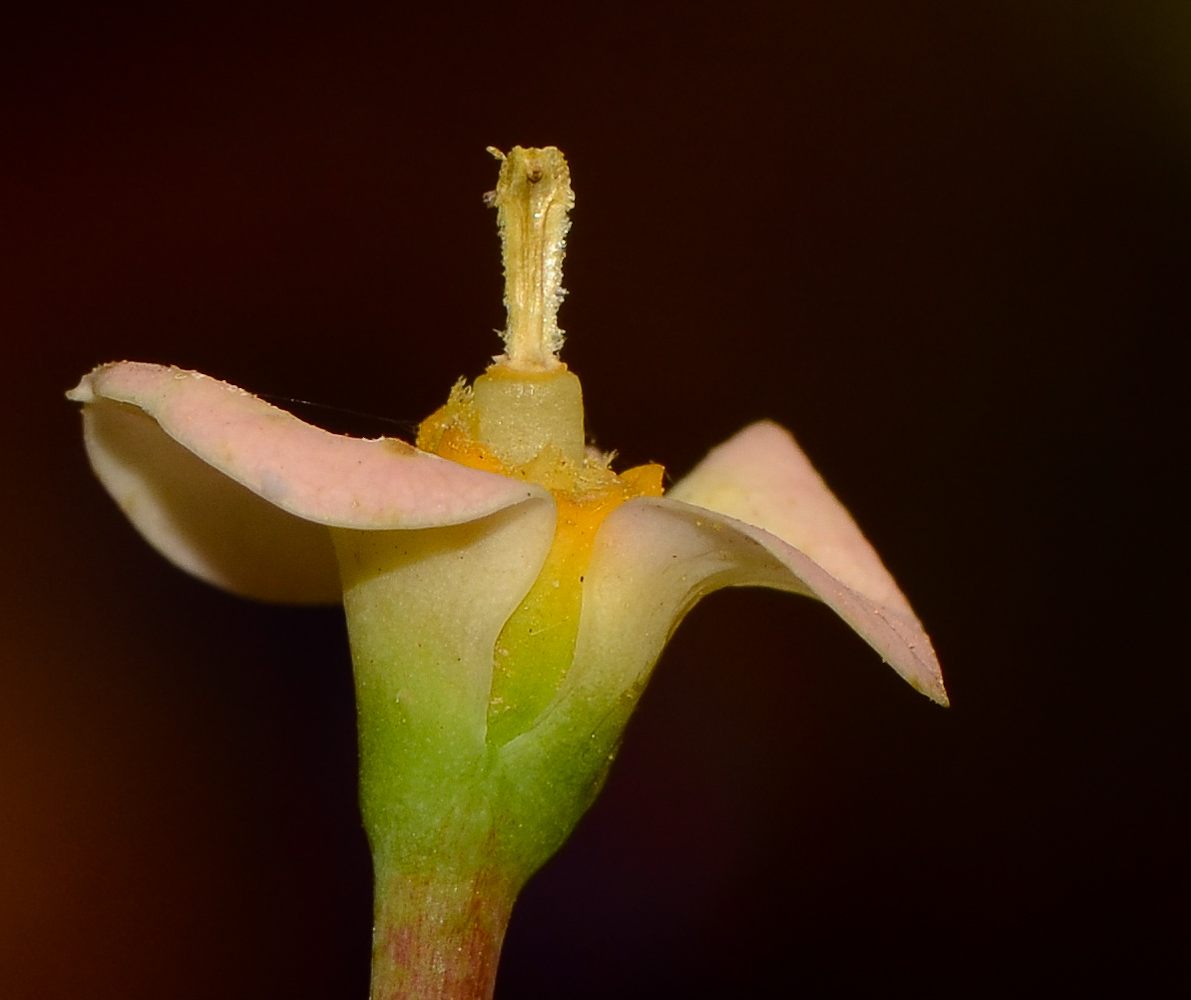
[2,2,1185,995]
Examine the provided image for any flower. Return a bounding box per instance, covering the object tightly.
[68,146,945,999]
[67,364,945,704]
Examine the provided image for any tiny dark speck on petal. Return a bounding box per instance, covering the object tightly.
[526,167,543,183]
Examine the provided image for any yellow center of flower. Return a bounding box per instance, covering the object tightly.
[414,146,664,743]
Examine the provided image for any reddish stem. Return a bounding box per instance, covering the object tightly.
[369,865,517,1000]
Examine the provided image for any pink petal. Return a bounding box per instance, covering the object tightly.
[68,362,547,603]
[667,421,914,616]
[568,498,946,709]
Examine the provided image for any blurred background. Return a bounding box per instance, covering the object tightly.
[2,2,1185,995]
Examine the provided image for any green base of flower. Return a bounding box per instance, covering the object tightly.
[331,516,640,996]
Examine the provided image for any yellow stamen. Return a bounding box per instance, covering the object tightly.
[486,146,574,372]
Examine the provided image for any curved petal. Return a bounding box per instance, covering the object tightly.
[666,420,914,615]
[67,362,548,603]
[494,496,942,851]
[535,498,946,755]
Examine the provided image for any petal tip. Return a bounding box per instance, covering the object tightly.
[910,670,950,707]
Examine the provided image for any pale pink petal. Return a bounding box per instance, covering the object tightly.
[667,420,914,615]
[68,362,547,603]
[542,498,947,737]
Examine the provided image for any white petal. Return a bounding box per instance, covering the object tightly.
[68,362,548,603]
[332,498,558,768]
[667,420,914,615]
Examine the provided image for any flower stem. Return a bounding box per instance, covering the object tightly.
[369,863,517,1000]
